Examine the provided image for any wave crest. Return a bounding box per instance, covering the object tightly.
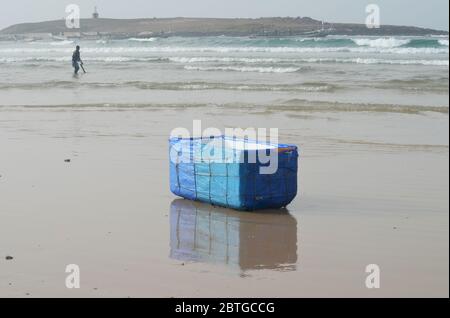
[184,65,303,73]
[352,38,410,48]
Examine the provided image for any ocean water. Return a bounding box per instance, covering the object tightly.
[0,35,448,144]
[0,35,448,108]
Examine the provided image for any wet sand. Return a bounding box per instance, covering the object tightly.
[0,106,448,297]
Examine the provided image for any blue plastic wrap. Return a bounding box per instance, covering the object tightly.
[169,136,298,211]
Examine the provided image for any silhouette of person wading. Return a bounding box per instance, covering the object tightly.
[72,45,83,75]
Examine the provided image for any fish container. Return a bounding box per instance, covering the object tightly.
[169,136,298,211]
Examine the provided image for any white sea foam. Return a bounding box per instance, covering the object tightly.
[169,57,281,63]
[438,39,449,46]
[1,56,447,67]
[128,37,157,42]
[170,56,448,66]
[49,40,74,46]
[86,56,158,62]
[0,46,448,55]
[0,57,69,63]
[0,56,163,63]
[299,57,449,66]
[352,38,410,48]
[184,65,301,73]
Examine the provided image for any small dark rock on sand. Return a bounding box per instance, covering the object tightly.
[5,256,13,260]
[64,159,71,162]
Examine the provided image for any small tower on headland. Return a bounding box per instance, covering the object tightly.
[92,6,99,19]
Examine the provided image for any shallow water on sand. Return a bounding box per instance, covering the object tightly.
[0,36,448,297]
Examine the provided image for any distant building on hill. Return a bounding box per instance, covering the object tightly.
[92,7,99,19]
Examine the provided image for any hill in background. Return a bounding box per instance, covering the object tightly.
[1,17,448,38]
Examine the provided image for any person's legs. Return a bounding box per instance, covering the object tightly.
[73,61,79,74]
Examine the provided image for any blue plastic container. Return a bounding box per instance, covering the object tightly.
[169,136,298,211]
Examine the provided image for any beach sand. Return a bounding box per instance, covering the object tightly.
[0,105,448,297]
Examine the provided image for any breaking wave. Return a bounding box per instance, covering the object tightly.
[352,37,410,48]
[0,55,447,66]
[276,99,449,114]
[49,40,75,46]
[171,56,448,66]
[184,65,303,73]
[2,100,447,115]
[0,46,448,55]
[0,80,336,92]
[127,37,158,42]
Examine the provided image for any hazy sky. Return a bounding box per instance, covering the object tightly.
[1,0,448,31]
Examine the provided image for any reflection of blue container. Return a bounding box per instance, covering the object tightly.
[169,136,299,211]
[170,199,298,271]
